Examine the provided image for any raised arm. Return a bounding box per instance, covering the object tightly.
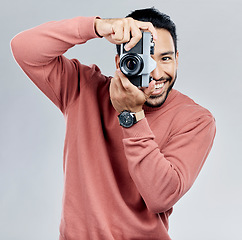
[11,17,100,112]
[11,16,157,113]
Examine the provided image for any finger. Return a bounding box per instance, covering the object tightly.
[117,69,136,91]
[122,20,131,43]
[125,29,142,51]
[124,21,142,51]
[136,21,157,41]
[124,20,157,51]
[112,69,124,91]
[111,21,125,42]
[143,80,156,100]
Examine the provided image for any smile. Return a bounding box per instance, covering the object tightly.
[155,82,165,89]
[151,81,168,96]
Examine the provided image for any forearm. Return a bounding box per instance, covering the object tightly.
[122,118,180,213]
[11,16,99,67]
[122,116,216,213]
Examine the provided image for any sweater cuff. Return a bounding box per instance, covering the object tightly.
[76,16,102,41]
[122,118,155,139]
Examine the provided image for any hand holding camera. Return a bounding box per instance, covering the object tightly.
[110,69,156,113]
[94,17,157,51]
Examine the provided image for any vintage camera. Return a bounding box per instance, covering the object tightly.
[119,32,156,87]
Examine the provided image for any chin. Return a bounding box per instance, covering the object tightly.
[145,77,176,108]
[145,94,167,108]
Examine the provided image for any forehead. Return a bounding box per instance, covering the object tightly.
[155,28,175,53]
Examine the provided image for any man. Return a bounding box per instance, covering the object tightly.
[11,7,216,240]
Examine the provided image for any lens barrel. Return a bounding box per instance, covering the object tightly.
[120,53,144,76]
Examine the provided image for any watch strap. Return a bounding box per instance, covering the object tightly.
[134,110,145,122]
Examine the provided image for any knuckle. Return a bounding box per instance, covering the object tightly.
[147,22,153,27]
[113,35,122,41]
[113,21,123,32]
[126,17,134,22]
[116,20,123,26]
[123,18,129,24]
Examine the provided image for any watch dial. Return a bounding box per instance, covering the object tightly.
[119,111,134,127]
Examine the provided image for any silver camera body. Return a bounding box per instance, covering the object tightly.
[119,32,157,87]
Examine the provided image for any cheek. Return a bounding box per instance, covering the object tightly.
[162,64,176,76]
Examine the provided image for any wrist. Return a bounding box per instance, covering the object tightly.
[118,110,145,128]
[94,17,103,38]
[134,109,145,122]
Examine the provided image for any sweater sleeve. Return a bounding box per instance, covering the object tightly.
[122,113,216,214]
[11,16,100,113]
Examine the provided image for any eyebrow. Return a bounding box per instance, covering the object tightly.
[159,51,175,56]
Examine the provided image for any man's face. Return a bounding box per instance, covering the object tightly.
[145,28,178,108]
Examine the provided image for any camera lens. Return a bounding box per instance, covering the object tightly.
[126,59,137,70]
[120,53,143,76]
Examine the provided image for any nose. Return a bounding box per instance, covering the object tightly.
[150,66,164,81]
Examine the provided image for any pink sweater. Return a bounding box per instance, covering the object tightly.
[11,16,216,240]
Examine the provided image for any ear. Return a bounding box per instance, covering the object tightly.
[115,54,120,69]
[175,51,179,69]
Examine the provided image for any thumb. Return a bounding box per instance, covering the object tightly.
[143,80,156,100]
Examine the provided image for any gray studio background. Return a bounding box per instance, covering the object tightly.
[1,0,241,239]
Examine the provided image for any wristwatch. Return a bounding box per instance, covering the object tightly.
[118,110,145,128]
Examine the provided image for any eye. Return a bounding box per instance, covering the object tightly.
[162,56,172,61]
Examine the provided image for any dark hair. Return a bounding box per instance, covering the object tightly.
[116,7,177,55]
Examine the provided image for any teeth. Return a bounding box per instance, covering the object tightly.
[155,82,165,89]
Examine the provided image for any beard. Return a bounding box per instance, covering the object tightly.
[145,72,177,108]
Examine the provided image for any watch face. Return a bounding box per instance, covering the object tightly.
[119,111,134,128]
